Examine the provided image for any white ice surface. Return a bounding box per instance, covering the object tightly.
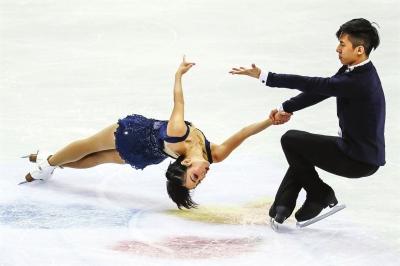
[1,0,400,265]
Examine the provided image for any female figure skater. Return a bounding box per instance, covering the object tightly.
[23,56,277,209]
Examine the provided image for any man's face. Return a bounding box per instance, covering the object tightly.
[336,33,362,66]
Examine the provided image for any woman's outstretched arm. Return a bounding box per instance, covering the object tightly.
[212,118,273,163]
[167,56,195,137]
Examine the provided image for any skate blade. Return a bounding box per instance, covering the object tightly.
[269,218,288,233]
[270,218,294,233]
[270,218,280,232]
[296,204,346,228]
[18,178,43,185]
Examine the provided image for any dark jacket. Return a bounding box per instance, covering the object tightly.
[266,62,385,166]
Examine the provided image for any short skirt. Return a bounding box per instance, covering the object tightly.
[114,114,168,170]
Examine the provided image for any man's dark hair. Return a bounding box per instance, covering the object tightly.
[165,155,198,209]
[336,18,380,56]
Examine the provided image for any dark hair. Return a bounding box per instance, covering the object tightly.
[165,155,198,209]
[336,18,380,56]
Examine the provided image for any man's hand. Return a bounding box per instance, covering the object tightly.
[269,109,292,125]
[176,55,195,76]
[229,63,261,79]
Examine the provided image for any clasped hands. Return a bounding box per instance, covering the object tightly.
[269,109,292,125]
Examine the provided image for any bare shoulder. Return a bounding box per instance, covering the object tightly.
[167,120,188,137]
[210,143,222,163]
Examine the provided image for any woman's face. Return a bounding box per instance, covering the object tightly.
[181,158,210,190]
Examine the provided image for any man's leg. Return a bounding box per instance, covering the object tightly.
[269,167,302,219]
[269,130,319,222]
[276,130,379,221]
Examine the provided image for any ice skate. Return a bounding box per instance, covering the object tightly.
[21,150,51,164]
[270,205,291,232]
[21,151,39,163]
[296,204,346,228]
[19,151,56,185]
[295,186,339,222]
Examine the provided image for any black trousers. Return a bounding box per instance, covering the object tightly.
[271,130,379,216]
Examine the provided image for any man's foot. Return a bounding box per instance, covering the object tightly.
[268,202,277,218]
[295,186,338,222]
[270,205,292,231]
[269,202,291,223]
[273,205,291,224]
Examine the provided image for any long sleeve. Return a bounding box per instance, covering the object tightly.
[266,71,362,98]
[267,62,386,166]
[282,92,330,113]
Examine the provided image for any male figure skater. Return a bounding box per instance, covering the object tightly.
[230,18,385,226]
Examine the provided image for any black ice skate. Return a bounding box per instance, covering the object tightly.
[295,187,338,222]
[295,187,345,228]
[270,205,291,231]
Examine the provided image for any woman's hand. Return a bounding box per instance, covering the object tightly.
[176,55,195,76]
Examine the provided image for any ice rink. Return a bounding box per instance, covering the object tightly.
[1,0,399,265]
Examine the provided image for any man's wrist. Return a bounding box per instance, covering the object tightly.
[259,71,269,84]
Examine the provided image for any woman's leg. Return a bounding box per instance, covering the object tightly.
[25,149,125,182]
[48,124,119,166]
[61,149,125,169]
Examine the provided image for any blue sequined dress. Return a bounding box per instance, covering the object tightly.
[114,114,213,170]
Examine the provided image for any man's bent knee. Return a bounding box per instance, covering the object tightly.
[281,130,305,149]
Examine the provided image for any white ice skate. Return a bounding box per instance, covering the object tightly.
[19,151,56,185]
[21,150,39,163]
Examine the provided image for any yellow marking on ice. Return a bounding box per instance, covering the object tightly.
[167,198,290,225]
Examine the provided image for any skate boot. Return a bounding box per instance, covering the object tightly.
[21,150,38,163]
[21,150,52,164]
[269,202,291,222]
[295,186,338,222]
[20,151,56,184]
[269,204,292,231]
[273,205,291,224]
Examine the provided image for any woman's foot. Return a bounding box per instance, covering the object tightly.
[28,153,37,163]
[23,151,56,183]
[25,152,62,168]
[24,173,35,182]
[21,151,38,163]
[23,151,51,163]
